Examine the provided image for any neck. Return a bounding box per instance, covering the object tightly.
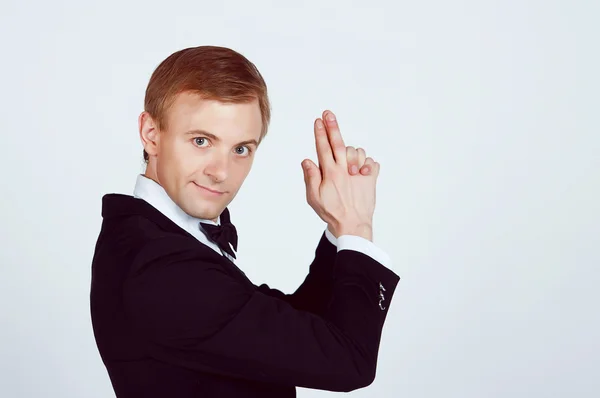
[143,162,158,184]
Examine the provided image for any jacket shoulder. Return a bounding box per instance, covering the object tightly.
[92,214,202,278]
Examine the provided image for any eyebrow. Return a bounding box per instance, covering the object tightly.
[185,129,259,147]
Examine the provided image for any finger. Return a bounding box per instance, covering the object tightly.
[322,110,347,168]
[360,157,376,175]
[370,161,381,177]
[314,118,335,173]
[346,146,358,175]
[357,147,366,168]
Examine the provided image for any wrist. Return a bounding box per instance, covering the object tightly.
[330,221,373,242]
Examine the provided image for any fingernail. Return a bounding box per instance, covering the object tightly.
[351,165,358,174]
[362,167,370,174]
[326,112,336,122]
[316,119,324,128]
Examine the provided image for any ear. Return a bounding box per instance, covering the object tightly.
[139,111,159,157]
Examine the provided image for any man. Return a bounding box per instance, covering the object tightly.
[90,45,400,397]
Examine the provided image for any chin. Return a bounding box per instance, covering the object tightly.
[186,204,217,219]
[183,200,221,220]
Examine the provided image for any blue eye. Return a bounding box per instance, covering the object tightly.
[194,137,208,146]
[236,146,253,156]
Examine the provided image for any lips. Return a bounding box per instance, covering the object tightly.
[194,182,225,194]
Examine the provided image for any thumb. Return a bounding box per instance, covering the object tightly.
[302,159,321,196]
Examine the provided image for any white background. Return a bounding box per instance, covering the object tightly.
[1,1,598,397]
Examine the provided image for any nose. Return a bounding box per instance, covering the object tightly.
[203,153,229,183]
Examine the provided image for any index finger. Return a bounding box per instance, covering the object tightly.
[322,111,347,168]
[314,118,335,172]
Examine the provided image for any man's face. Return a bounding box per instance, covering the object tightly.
[140,92,262,222]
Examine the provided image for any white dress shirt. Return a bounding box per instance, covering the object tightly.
[133,174,392,268]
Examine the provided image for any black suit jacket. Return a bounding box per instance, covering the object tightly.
[90,194,400,397]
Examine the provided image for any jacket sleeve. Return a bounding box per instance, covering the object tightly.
[254,230,336,316]
[123,235,400,392]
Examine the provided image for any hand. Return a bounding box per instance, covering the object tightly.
[301,110,380,240]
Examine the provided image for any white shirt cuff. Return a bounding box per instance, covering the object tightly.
[324,228,393,269]
[325,227,338,245]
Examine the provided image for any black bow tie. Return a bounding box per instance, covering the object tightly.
[199,207,238,259]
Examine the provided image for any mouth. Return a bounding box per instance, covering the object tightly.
[193,182,226,195]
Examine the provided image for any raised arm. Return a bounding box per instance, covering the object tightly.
[256,110,387,317]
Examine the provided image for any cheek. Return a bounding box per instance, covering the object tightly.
[172,141,199,170]
[235,161,253,183]
[158,146,198,184]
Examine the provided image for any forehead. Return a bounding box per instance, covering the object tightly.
[165,92,262,139]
